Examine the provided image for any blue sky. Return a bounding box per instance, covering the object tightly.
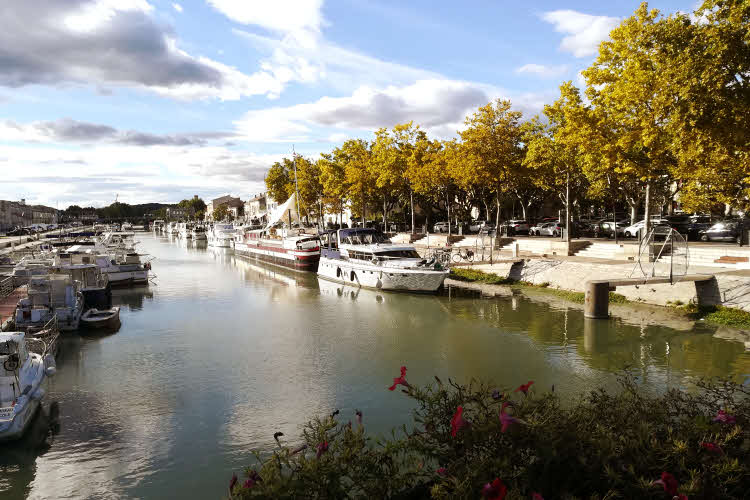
[0,0,693,208]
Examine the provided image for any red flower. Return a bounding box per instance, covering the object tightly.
[482,478,507,500]
[514,380,534,395]
[701,442,723,454]
[653,472,679,496]
[499,402,518,433]
[229,474,238,491]
[388,366,410,391]
[316,441,329,458]
[712,409,737,425]
[532,493,544,500]
[243,479,255,489]
[450,406,468,437]
[436,467,448,476]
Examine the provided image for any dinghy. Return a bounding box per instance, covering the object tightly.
[80,307,121,330]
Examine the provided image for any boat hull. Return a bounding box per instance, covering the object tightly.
[317,257,448,292]
[104,271,149,288]
[234,242,319,271]
[81,308,120,329]
[0,398,40,442]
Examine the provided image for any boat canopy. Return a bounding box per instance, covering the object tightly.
[338,228,390,245]
[264,193,298,231]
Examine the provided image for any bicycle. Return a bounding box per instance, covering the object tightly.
[425,248,452,266]
[451,248,474,263]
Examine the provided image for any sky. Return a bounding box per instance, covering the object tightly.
[0,0,694,208]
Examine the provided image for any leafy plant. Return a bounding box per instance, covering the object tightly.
[228,371,749,499]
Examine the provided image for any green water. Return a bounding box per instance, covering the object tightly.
[1,234,747,499]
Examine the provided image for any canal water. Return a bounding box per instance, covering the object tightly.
[2,234,749,499]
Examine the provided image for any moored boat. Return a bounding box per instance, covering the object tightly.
[0,331,56,441]
[317,228,449,292]
[207,223,235,248]
[234,228,320,271]
[80,307,121,330]
[191,225,208,240]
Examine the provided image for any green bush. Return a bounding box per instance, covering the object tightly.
[228,371,749,499]
[449,268,511,285]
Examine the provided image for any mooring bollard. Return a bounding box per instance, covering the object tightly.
[584,281,610,319]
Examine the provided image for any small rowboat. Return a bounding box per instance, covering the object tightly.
[80,307,121,330]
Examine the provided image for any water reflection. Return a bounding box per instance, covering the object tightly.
[1,234,747,500]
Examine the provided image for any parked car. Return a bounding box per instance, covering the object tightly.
[529,221,551,236]
[699,221,742,243]
[433,221,451,233]
[500,220,530,235]
[5,226,29,236]
[683,216,714,241]
[538,222,564,237]
[595,220,627,238]
[622,219,669,238]
[469,220,489,232]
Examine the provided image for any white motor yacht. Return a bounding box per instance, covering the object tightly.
[207,223,235,248]
[93,251,152,288]
[0,332,56,441]
[317,228,449,292]
[178,222,194,239]
[191,225,208,240]
[121,222,133,231]
[152,220,166,233]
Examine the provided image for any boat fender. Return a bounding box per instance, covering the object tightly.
[44,354,57,377]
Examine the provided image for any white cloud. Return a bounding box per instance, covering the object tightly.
[0,142,280,207]
[206,0,324,35]
[0,0,295,101]
[234,28,438,94]
[516,63,569,78]
[542,10,619,58]
[233,79,548,142]
[172,2,183,13]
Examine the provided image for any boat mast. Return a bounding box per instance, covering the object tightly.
[292,145,301,225]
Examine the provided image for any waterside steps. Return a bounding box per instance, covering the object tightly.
[657,246,750,269]
[584,274,717,319]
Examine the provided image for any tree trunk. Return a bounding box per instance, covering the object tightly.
[482,199,489,221]
[495,196,501,228]
[410,189,415,235]
[628,197,640,224]
[644,181,652,237]
[565,171,571,246]
[446,192,452,238]
[383,195,387,231]
[361,193,365,226]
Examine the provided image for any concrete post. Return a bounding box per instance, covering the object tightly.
[512,243,519,257]
[584,281,610,319]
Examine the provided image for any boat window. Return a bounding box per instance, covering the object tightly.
[376,250,421,259]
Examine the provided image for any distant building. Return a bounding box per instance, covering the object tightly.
[243,193,279,224]
[0,199,58,231]
[205,195,243,221]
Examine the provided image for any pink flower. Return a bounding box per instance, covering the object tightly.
[450,406,468,437]
[499,402,518,433]
[712,409,737,425]
[482,478,507,500]
[532,493,544,500]
[243,479,255,489]
[436,467,448,476]
[514,380,534,395]
[316,441,329,458]
[229,474,237,491]
[388,366,410,391]
[701,442,723,454]
[653,472,679,496]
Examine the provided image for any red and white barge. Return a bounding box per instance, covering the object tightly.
[234,229,321,271]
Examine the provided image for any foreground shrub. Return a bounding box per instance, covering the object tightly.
[228,371,749,499]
